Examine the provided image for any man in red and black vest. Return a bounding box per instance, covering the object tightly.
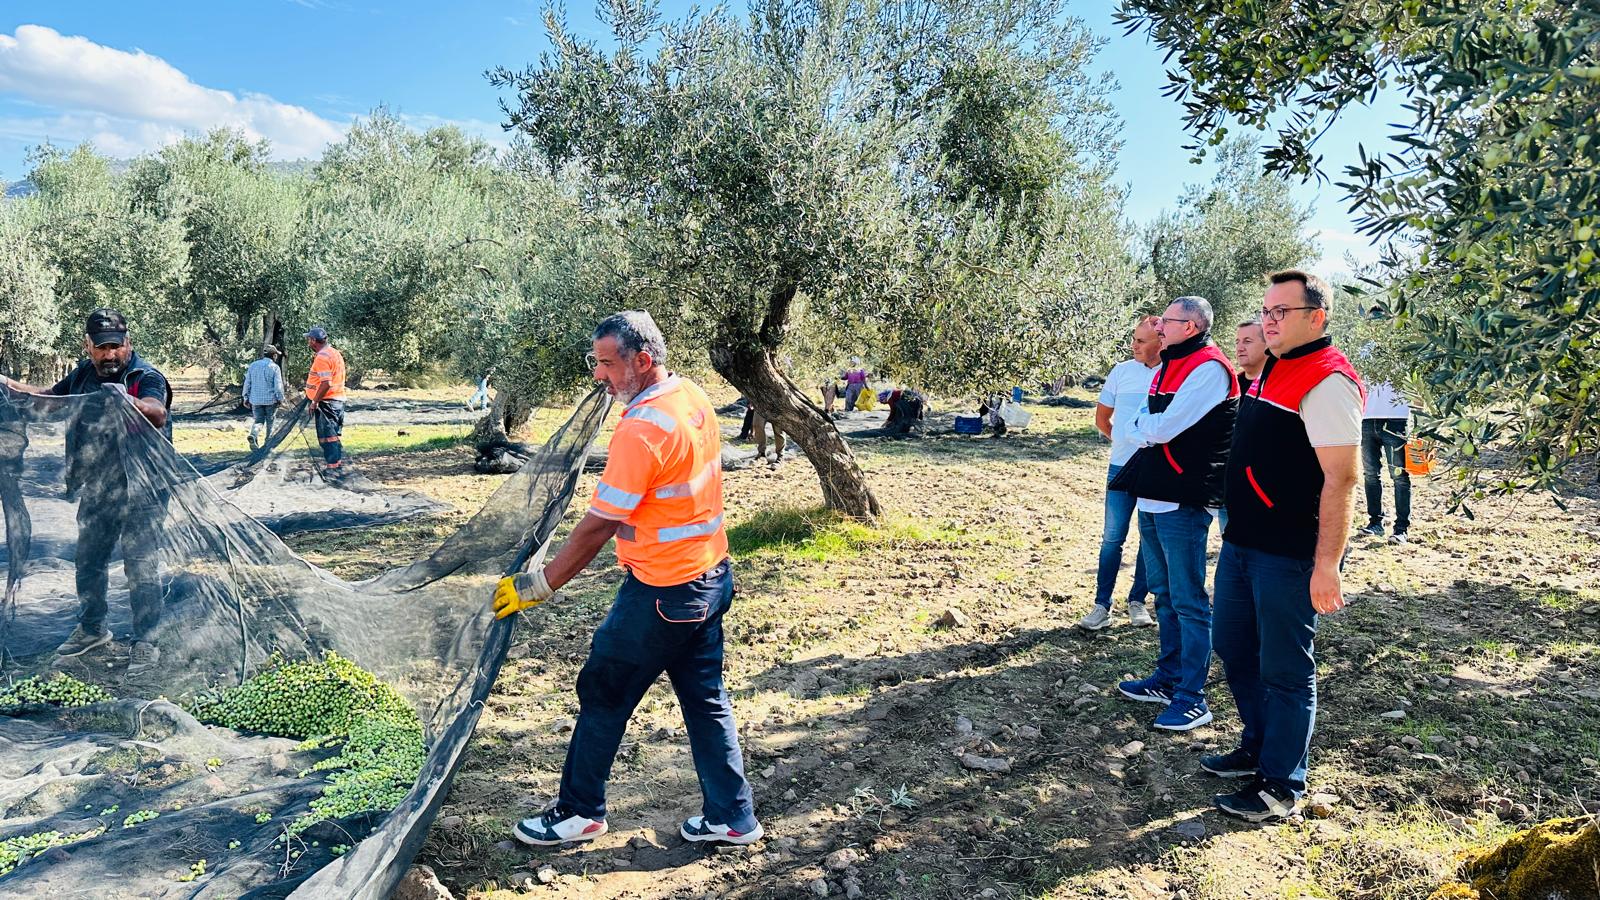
[1111,296,1238,732]
[1204,270,1364,822]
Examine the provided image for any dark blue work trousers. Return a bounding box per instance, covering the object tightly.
[558,559,758,832]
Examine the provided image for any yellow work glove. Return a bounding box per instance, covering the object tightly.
[492,569,555,619]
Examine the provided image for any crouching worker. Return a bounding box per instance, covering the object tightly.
[492,310,762,848]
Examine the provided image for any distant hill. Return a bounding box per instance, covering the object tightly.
[3,179,36,199]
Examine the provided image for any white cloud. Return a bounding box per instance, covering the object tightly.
[0,110,187,159]
[0,24,345,160]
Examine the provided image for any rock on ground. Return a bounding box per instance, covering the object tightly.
[391,865,455,900]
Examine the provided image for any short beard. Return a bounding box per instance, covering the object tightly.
[614,369,645,405]
[94,359,125,378]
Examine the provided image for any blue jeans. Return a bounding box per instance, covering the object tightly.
[1211,541,1318,797]
[1362,418,1410,532]
[1138,505,1214,703]
[559,560,758,832]
[1093,465,1148,609]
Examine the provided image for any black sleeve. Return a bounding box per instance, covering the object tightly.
[129,369,171,408]
[46,366,81,396]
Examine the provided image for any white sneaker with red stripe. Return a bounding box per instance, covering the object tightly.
[679,815,764,845]
[513,806,607,846]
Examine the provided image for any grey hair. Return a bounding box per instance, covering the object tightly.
[1172,296,1214,332]
[593,311,667,366]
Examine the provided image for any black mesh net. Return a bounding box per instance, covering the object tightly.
[190,399,449,536]
[0,382,610,898]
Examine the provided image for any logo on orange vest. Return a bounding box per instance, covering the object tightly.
[689,410,705,427]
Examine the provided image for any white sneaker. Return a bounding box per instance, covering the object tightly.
[680,815,764,845]
[1128,602,1154,627]
[1076,606,1111,631]
[513,806,607,846]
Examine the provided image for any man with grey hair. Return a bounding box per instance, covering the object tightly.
[1112,295,1238,732]
[492,309,762,848]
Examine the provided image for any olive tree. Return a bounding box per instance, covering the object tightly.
[1116,0,1600,502]
[23,145,187,368]
[448,148,634,443]
[125,130,308,388]
[0,203,59,379]
[493,0,1132,517]
[1143,137,1319,331]
[302,111,506,385]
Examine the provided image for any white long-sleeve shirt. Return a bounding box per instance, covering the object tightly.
[1127,359,1231,514]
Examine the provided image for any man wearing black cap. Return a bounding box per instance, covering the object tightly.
[0,308,172,675]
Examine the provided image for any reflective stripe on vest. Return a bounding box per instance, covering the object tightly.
[655,458,720,500]
[623,405,677,433]
[617,513,724,544]
[596,481,644,511]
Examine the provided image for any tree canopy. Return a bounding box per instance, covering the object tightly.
[1116,0,1600,504]
[493,0,1144,515]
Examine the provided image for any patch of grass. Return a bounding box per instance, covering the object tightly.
[174,423,469,458]
[1170,806,1513,900]
[1531,587,1596,612]
[1472,639,1517,661]
[727,505,968,562]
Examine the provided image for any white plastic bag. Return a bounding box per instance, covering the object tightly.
[998,401,1032,429]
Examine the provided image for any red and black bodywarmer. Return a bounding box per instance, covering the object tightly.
[1110,333,1239,509]
[1222,336,1365,560]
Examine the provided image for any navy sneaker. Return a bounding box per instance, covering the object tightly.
[1214,778,1298,822]
[1117,676,1173,704]
[513,805,607,846]
[1199,747,1258,778]
[1153,697,1213,731]
[680,815,765,845]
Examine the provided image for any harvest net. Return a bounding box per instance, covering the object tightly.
[191,398,448,536]
[0,382,609,898]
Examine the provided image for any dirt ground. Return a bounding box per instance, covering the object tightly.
[182,379,1600,900]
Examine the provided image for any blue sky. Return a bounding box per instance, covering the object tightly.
[0,0,1406,271]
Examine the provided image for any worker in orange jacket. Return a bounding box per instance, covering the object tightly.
[302,326,347,470]
[493,310,761,849]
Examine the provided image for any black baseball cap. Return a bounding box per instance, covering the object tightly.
[85,308,129,347]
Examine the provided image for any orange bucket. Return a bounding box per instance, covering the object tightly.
[1403,438,1435,476]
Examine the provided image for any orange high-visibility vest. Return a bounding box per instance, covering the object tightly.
[306,345,347,400]
[588,375,728,587]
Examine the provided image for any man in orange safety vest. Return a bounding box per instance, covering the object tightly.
[302,326,347,470]
[492,310,762,848]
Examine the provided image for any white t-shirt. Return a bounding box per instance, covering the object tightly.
[1302,375,1364,447]
[1098,358,1159,467]
[1363,381,1409,419]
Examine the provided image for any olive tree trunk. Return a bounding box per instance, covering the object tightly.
[708,286,881,520]
[470,388,534,446]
